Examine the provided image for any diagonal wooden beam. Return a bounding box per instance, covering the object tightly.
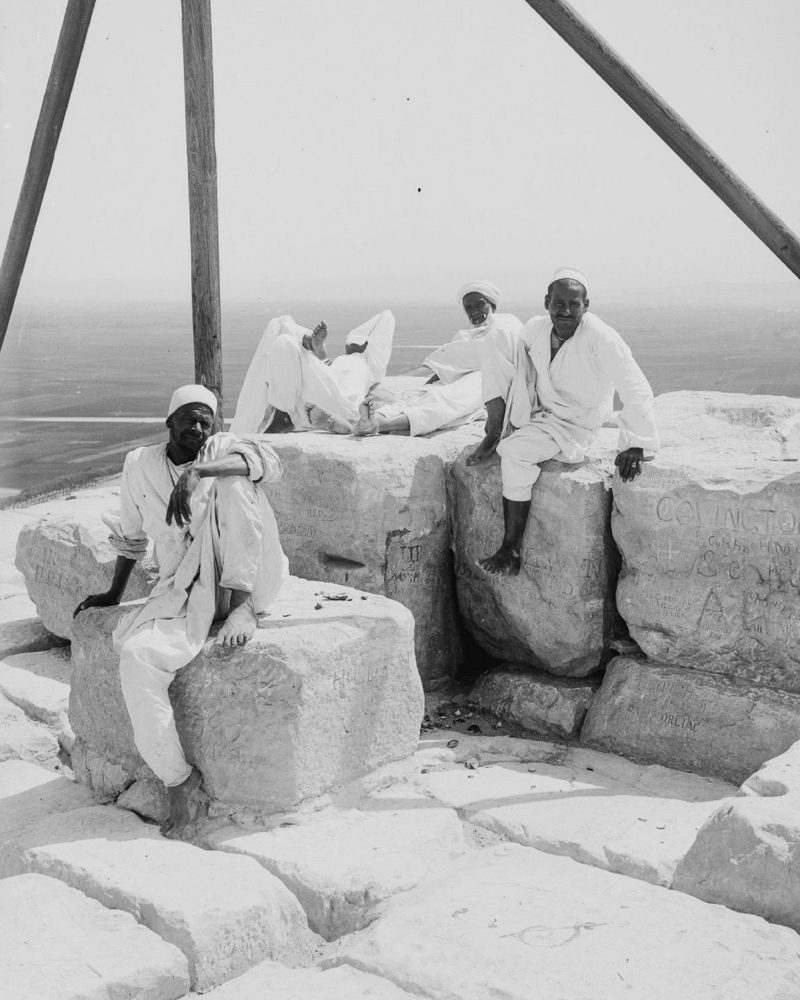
[522,0,800,280]
[181,0,223,421]
[0,0,96,351]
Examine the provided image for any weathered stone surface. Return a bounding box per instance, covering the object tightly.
[418,733,733,887]
[0,616,67,659]
[15,513,155,640]
[449,429,620,676]
[208,788,466,939]
[330,843,800,999]
[116,774,170,822]
[0,647,73,750]
[263,427,481,688]
[0,689,60,768]
[741,740,800,797]
[0,873,190,1000]
[613,391,800,688]
[70,577,423,812]
[0,760,95,841]
[674,795,800,934]
[0,805,317,992]
[203,960,418,999]
[581,657,800,783]
[472,665,598,739]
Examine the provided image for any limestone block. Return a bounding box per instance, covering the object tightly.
[0,616,67,659]
[740,740,800,797]
[0,873,190,1000]
[203,960,419,998]
[673,796,800,934]
[472,665,598,739]
[331,843,800,1000]
[70,577,423,812]
[0,805,318,992]
[448,429,620,676]
[581,657,800,783]
[116,774,170,823]
[613,391,800,688]
[0,647,73,750]
[208,788,466,940]
[418,733,733,887]
[15,513,155,640]
[0,760,95,841]
[262,427,481,688]
[0,689,60,768]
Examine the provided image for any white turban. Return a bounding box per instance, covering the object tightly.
[457,281,501,307]
[167,384,218,420]
[550,266,589,291]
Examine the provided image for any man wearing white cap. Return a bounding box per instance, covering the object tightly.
[231,311,396,435]
[75,385,288,835]
[472,268,659,575]
[352,281,522,437]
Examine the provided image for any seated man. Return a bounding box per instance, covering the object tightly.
[352,281,522,437]
[74,385,287,835]
[230,311,395,435]
[471,267,659,576]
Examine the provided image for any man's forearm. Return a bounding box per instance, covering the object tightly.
[194,454,250,479]
[108,555,136,600]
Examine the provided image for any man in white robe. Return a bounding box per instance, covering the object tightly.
[74,385,288,835]
[230,311,395,435]
[352,281,522,437]
[471,268,659,576]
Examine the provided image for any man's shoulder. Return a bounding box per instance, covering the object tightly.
[124,442,165,469]
[493,312,523,335]
[581,312,625,344]
[520,314,550,343]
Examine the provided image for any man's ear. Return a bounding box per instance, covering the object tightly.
[489,302,497,312]
[584,297,590,311]
[544,293,551,310]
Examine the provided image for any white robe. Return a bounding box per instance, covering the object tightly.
[109,432,288,785]
[486,312,659,500]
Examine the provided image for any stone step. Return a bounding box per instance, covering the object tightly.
[0,689,61,769]
[70,577,423,815]
[0,616,68,659]
[0,647,73,749]
[0,872,189,1000]
[0,804,318,993]
[330,843,800,999]
[417,733,734,887]
[201,959,418,998]
[208,787,466,940]
[0,760,95,841]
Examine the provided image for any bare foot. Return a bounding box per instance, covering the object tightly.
[267,409,295,433]
[162,767,209,840]
[478,546,521,576]
[308,406,354,435]
[215,598,258,647]
[352,400,380,436]
[466,434,500,465]
[302,322,328,360]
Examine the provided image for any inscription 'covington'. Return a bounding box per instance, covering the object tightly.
[656,496,799,536]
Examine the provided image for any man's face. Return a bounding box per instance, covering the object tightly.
[167,403,214,458]
[545,280,589,340]
[462,292,496,327]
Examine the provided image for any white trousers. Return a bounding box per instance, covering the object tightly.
[118,477,270,787]
[496,423,563,502]
[379,371,484,436]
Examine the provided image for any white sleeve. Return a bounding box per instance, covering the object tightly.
[595,330,660,453]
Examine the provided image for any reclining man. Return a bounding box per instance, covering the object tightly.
[352,281,522,437]
[469,267,659,576]
[74,385,287,835]
[230,310,395,435]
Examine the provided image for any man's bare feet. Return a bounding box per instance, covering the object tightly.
[302,321,328,360]
[352,400,380,436]
[162,767,209,840]
[267,409,295,433]
[466,434,500,465]
[308,406,354,434]
[478,546,521,576]
[215,598,258,647]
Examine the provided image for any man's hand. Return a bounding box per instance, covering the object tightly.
[615,447,645,482]
[74,591,121,618]
[166,468,201,529]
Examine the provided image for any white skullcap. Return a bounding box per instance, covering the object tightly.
[457,281,501,307]
[166,384,218,420]
[550,266,589,291]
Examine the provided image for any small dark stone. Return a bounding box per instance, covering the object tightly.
[467,724,481,733]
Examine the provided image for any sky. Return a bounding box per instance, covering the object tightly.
[2,0,800,305]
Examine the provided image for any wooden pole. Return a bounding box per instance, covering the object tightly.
[181,0,223,421]
[522,0,800,280]
[0,0,96,351]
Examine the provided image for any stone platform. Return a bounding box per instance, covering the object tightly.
[69,577,422,813]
